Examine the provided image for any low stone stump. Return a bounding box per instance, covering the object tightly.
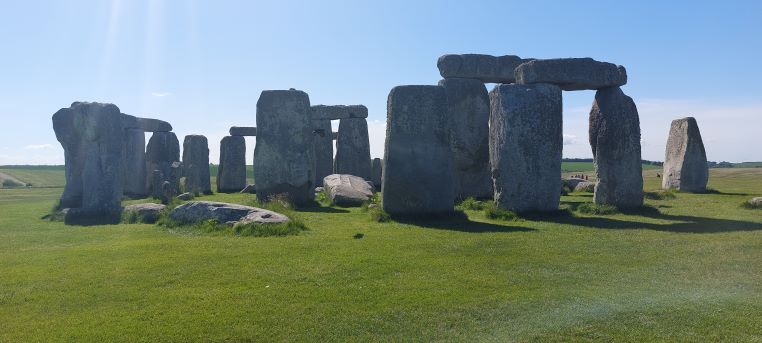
[323,174,374,207]
[662,117,708,192]
[123,203,166,223]
[169,201,289,226]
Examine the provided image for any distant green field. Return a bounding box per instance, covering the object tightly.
[0,166,66,188]
[560,162,661,172]
[734,162,762,168]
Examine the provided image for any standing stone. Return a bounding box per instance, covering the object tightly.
[52,102,124,224]
[182,135,212,195]
[589,86,644,208]
[146,132,181,196]
[334,118,372,180]
[253,89,315,204]
[123,129,147,198]
[439,78,492,200]
[662,117,708,192]
[371,158,383,190]
[382,85,455,216]
[489,84,562,213]
[312,119,334,186]
[217,136,247,193]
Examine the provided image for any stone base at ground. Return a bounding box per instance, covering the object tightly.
[123,203,166,223]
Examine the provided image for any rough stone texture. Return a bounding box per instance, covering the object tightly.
[52,102,125,224]
[437,54,530,83]
[123,203,166,223]
[169,201,289,225]
[589,86,644,208]
[323,174,374,206]
[217,136,247,193]
[122,129,147,198]
[253,89,315,204]
[121,114,172,132]
[146,132,181,196]
[371,158,383,190]
[749,197,762,207]
[439,78,492,200]
[312,119,334,186]
[662,117,709,192]
[334,118,372,180]
[382,85,455,216]
[311,105,368,120]
[177,192,193,201]
[240,184,256,194]
[574,181,596,193]
[150,170,165,200]
[182,135,212,195]
[489,84,562,212]
[229,126,257,136]
[563,178,588,190]
[515,58,627,91]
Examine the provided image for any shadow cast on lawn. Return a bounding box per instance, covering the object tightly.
[392,211,535,233]
[294,205,350,214]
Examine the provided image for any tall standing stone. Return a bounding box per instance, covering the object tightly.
[217,136,247,193]
[52,102,124,224]
[146,132,181,196]
[489,84,562,213]
[253,89,315,204]
[371,158,383,190]
[123,129,147,198]
[439,78,492,200]
[382,85,454,216]
[334,118,372,180]
[589,86,644,208]
[182,135,211,195]
[662,117,708,192]
[312,119,334,186]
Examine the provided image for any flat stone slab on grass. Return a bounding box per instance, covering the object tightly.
[323,174,373,206]
[169,201,288,225]
[515,58,627,91]
[123,203,166,223]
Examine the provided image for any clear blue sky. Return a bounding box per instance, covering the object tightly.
[1,0,760,164]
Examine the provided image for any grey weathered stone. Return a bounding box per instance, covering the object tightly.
[332,132,338,140]
[123,129,147,198]
[589,86,644,208]
[169,201,289,225]
[121,114,172,132]
[182,135,212,195]
[217,136,247,193]
[749,197,762,207]
[311,105,368,120]
[312,119,334,186]
[662,117,708,192]
[253,90,315,204]
[371,158,383,190]
[382,85,455,216]
[563,178,588,190]
[515,58,627,91]
[177,192,193,201]
[323,174,374,206]
[123,203,166,223]
[574,181,596,193]
[240,184,256,194]
[439,78,492,200]
[489,84,562,212]
[52,102,125,224]
[146,132,181,196]
[229,126,257,136]
[334,118,372,180]
[437,54,530,83]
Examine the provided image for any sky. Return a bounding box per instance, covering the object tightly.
[0,0,760,165]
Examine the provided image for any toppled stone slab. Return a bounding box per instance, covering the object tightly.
[229,126,257,136]
[662,117,708,192]
[240,184,256,194]
[311,105,368,120]
[515,58,627,91]
[437,54,531,83]
[169,201,289,225]
[121,114,172,132]
[574,181,596,193]
[562,178,588,190]
[123,203,166,223]
[323,174,374,206]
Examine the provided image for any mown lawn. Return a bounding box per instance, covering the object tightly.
[0,169,760,341]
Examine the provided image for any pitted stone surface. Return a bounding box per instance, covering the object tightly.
[334,118,372,180]
[217,136,247,193]
[253,89,315,204]
[662,117,708,192]
[182,135,212,195]
[311,105,368,120]
[439,78,492,200]
[169,201,289,225]
[589,86,643,208]
[437,54,531,83]
[323,174,374,206]
[515,58,627,91]
[382,85,455,216]
[146,132,181,196]
[489,84,562,213]
[312,119,334,186]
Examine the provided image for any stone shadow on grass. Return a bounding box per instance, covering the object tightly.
[391,211,535,233]
[294,205,350,214]
[550,201,762,233]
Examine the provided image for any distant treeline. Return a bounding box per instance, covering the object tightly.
[561,158,664,166]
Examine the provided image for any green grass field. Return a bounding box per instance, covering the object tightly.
[1,167,761,341]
